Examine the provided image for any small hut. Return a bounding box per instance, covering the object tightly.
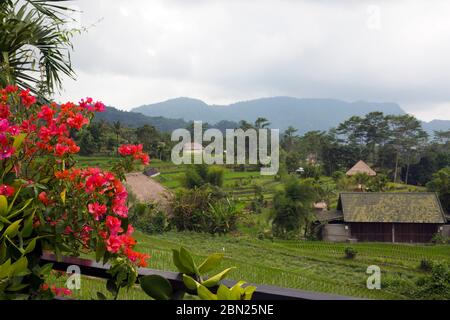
[346,160,376,177]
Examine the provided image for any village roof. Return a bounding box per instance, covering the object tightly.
[314,210,344,222]
[337,192,446,224]
[346,160,376,176]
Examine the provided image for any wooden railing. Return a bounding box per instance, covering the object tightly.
[40,252,360,300]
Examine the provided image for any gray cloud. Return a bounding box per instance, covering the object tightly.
[55,0,450,120]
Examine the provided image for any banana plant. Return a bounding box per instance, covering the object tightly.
[139,247,256,300]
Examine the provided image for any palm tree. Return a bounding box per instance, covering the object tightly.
[114,121,122,155]
[254,117,270,129]
[0,0,76,95]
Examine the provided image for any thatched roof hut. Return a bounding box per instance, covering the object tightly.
[346,160,376,176]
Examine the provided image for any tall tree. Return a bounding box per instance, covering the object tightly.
[387,115,428,183]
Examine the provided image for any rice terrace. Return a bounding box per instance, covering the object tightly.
[0,0,449,308]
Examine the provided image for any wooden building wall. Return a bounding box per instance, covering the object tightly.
[349,223,439,243]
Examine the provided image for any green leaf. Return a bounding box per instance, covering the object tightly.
[3,219,22,239]
[216,284,231,300]
[202,267,236,288]
[172,249,192,274]
[7,283,28,292]
[11,256,28,276]
[0,196,8,216]
[21,210,35,238]
[7,198,33,220]
[13,133,27,151]
[179,247,198,275]
[0,259,11,279]
[24,238,36,254]
[244,285,257,300]
[139,275,173,300]
[198,253,223,274]
[0,241,6,262]
[197,284,217,300]
[95,239,106,263]
[37,263,53,277]
[230,281,245,300]
[182,274,201,291]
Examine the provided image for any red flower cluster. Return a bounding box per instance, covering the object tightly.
[118,144,150,165]
[0,86,151,272]
[41,283,72,297]
[0,184,14,197]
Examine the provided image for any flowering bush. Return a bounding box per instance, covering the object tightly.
[0,86,149,299]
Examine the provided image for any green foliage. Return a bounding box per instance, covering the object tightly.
[415,262,450,300]
[170,186,239,234]
[139,246,255,301]
[367,174,389,192]
[0,0,76,94]
[0,187,52,299]
[344,247,357,259]
[419,259,433,272]
[129,202,168,234]
[427,167,450,213]
[184,164,224,188]
[272,177,317,238]
[431,233,450,245]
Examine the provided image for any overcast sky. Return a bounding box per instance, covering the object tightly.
[54,0,450,121]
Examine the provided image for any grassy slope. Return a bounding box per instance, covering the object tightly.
[69,157,446,300]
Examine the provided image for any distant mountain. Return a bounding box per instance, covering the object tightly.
[422,119,450,134]
[94,106,189,132]
[94,106,241,133]
[133,97,407,133]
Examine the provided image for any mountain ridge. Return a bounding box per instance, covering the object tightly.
[134,96,448,134]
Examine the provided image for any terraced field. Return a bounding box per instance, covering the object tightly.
[63,231,450,300]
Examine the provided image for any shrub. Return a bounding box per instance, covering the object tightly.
[431,233,450,244]
[415,262,450,299]
[344,247,357,259]
[419,259,434,272]
[129,202,168,234]
[184,164,224,188]
[206,166,224,187]
[170,186,240,234]
[272,177,316,238]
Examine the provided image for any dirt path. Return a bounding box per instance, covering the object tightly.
[125,172,171,209]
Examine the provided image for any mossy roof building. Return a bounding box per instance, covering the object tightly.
[319,192,448,243]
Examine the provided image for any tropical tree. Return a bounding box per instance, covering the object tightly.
[427,168,450,213]
[272,177,317,238]
[0,0,77,95]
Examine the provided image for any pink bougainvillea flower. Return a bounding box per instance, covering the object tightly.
[112,204,128,218]
[0,145,14,160]
[66,113,89,130]
[54,144,69,157]
[0,119,9,132]
[19,89,36,107]
[106,235,122,253]
[105,215,123,235]
[88,202,107,221]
